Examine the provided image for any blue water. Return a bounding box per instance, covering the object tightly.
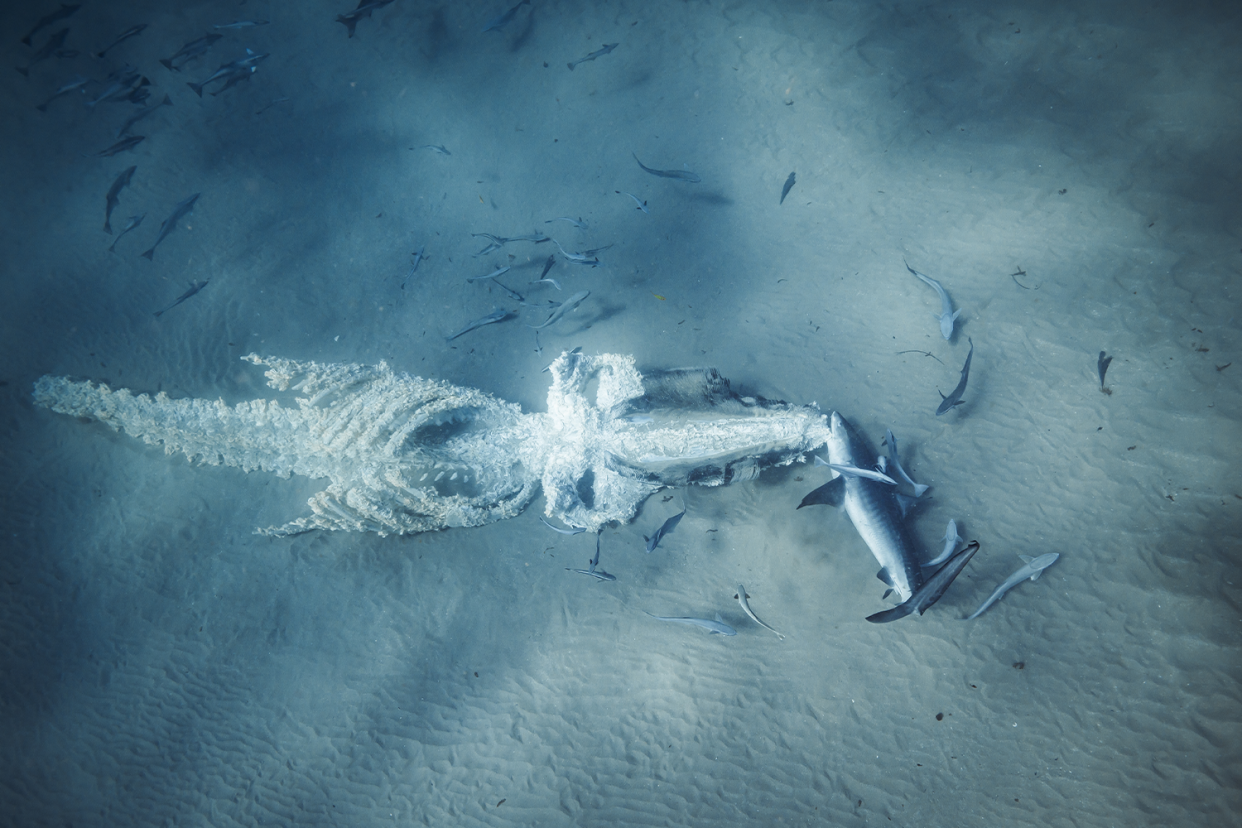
[3,1,1240,826]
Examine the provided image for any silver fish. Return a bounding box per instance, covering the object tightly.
[633,152,701,183]
[36,73,88,111]
[142,193,201,261]
[541,517,585,535]
[154,280,209,317]
[102,164,136,233]
[616,190,648,213]
[935,337,974,416]
[529,290,589,330]
[93,24,147,60]
[734,585,784,639]
[116,93,172,138]
[925,520,963,567]
[482,0,530,33]
[108,213,144,252]
[966,553,1059,620]
[567,42,617,71]
[159,33,223,71]
[643,611,735,636]
[883,429,928,497]
[336,1,395,38]
[644,504,685,553]
[212,20,270,30]
[906,260,961,341]
[446,308,513,341]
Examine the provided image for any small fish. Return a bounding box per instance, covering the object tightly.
[633,152,701,183]
[420,144,451,155]
[643,611,736,636]
[108,213,144,252]
[102,164,137,234]
[541,517,585,535]
[734,585,784,639]
[533,277,561,291]
[550,239,600,267]
[814,457,898,486]
[92,135,145,159]
[906,260,962,340]
[925,520,963,567]
[116,94,172,138]
[529,290,589,330]
[616,190,648,213]
[1098,351,1113,393]
[154,280,209,317]
[866,541,979,624]
[254,96,289,115]
[492,281,525,303]
[21,4,80,47]
[780,171,796,204]
[644,504,685,553]
[36,73,88,111]
[482,0,531,33]
[212,20,271,30]
[545,217,588,230]
[620,413,653,424]
[93,24,147,59]
[567,42,618,71]
[446,308,513,341]
[883,429,929,497]
[17,27,70,78]
[121,79,152,106]
[566,559,616,582]
[187,49,269,97]
[401,245,425,287]
[337,0,396,38]
[966,553,1059,620]
[538,255,556,279]
[86,65,142,108]
[142,192,201,261]
[935,337,974,416]
[468,265,511,282]
[159,33,223,71]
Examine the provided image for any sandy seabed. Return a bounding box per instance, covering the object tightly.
[1,1,1239,826]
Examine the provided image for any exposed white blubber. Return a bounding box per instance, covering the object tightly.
[33,351,830,536]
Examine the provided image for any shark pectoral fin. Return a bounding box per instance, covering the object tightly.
[1020,554,1033,564]
[813,454,829,467]
[952,309,962,321]
[797,476,844,509]
[866,602,915,623]
[912,483,930,497]
[1029,570,1044,581]
[895,493,917,518]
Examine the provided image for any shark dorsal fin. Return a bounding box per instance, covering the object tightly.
[877,568,895,587]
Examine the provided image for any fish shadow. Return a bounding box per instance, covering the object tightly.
[685,190,734,207]
[507,7,537,52]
